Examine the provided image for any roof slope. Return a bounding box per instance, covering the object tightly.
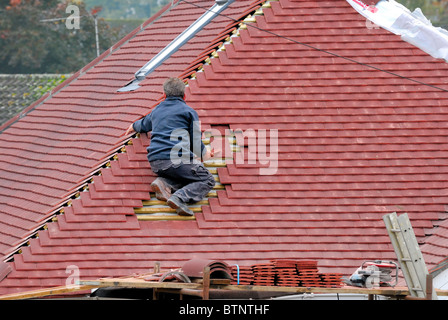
[1,0,448,294]
[0,0,253,258]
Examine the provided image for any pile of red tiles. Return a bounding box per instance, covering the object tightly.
[272,259,302,287]
[230,265,254,285]
[230,260,344,288]
[295,260,323,287]
[251,263,276,286]
[320,273,345,288]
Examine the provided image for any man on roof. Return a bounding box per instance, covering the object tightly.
[125,77,216,216]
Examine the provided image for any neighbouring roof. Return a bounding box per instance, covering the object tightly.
[0,74,69,127]
[0,0,448,295]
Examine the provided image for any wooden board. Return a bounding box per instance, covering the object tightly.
[0,284,97,300]
[2,277,447,300]
[78,278,448,297]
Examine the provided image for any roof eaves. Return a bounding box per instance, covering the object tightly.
[0,131,142,263]
[430,257,448,277]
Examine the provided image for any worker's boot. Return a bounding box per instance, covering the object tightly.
[167,195,194,216]
[151,178,172,202]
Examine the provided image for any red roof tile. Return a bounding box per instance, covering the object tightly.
[1,0,448,295]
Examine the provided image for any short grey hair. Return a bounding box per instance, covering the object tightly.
[163,77,185,97]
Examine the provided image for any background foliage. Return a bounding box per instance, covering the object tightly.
[0,0,446,74]
[0,0,169,74]
[397,0,448,28]
[83,0,170,20]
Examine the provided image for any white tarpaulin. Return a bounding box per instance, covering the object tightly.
[346,0,448,62]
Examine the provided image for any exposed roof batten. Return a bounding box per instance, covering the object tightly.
[118,0,234,92]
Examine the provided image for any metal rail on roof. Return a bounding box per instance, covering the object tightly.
[118,0,234,92]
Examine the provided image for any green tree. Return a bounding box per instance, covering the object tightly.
[397,0,448,28]
[0,0,120,73]
[83,0,170,20]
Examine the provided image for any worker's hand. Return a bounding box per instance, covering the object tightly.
[124,123,135,136]
[203,147,221,161]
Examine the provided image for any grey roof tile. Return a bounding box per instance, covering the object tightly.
[0,74,70,126]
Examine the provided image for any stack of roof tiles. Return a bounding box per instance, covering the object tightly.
[230,259,344,288]
[272,259,302,287]
[0,0,448,296]
[295,260,323,287]
[320,273,344,288]
[252,262,276,286]
[230,265,254,285]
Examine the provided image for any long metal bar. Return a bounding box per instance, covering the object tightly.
[118,0,234,92]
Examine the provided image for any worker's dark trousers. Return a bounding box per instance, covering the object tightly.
[149,159,215,203]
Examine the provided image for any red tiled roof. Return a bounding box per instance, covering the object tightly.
[1,0,448,295]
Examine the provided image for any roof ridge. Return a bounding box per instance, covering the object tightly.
[179,0,270,81]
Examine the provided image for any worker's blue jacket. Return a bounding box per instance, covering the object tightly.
[132,96,206,163]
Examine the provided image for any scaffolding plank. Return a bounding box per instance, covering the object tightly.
[0,284,97,300]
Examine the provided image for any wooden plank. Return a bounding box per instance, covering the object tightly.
[204,161,227,168]
[79,277,448,297]
[216,284,446,297]
[214,284,412,296]
[203,267,210,300]
[136,215,196,221]
[142,200,209,206]
[3,277,448,300]
[0,284,97,300]
[192,279,231,285]
[207,190,218,197]
[213,184,225,190]
[79,279,202,290]
[134,206,202,214]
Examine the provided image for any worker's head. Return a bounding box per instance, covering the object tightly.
[163,77,185,98]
